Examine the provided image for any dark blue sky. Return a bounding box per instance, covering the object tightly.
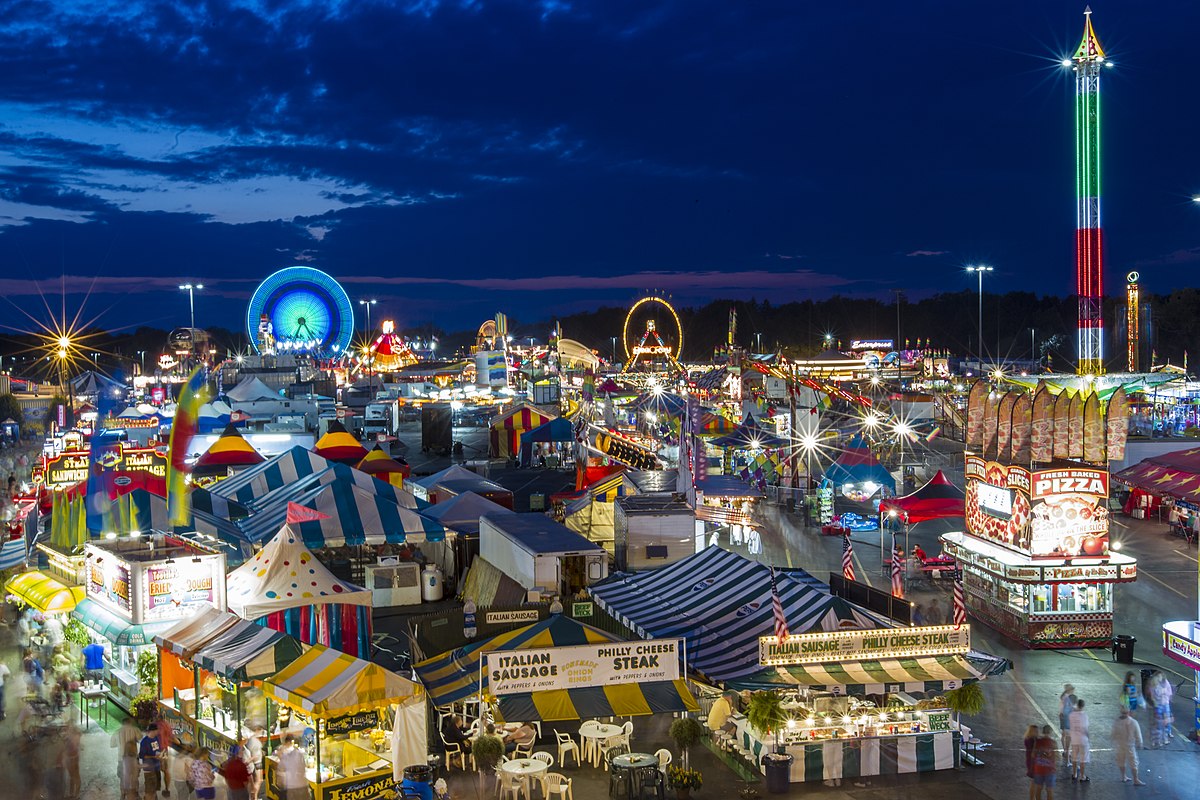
[0,1,1197,340]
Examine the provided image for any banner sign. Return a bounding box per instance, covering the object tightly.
[42,446,168,490]
[1162,621,1200,671]
[87,557,132,613]
[144,560,217,620]
[485,638,682,696]
[325,710,379,736]
[101,415,161,430]
[759,625,971,667]
[849,339,894,351]
[484,609,539,625]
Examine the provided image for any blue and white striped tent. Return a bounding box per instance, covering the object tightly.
[117,489,253,565]
[0,535,27,569]
[236,478,444,548]
[589,547,879,682]
[212,445,425,510]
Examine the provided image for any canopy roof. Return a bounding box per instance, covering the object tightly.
[823,435,896,492]
[72,599,177,647]
[414,464,478,490]
[1114,446,1200,505]
[194,424,266,473]
[5,571,86,614]
[226,526,371,618]
[490,403,556,430]
[589,547,878,682]
[878,470,965,523]
[121,489,251,563]
[420,491,512,535]
[226,377,279,403]
[313,421,369,465]
[520,417,574,445]
[494,679,698,723]
[731,650,1011,694]
[155,607,241,659]
[357,445,411,479]
[192,616,306,682]
[71,370,125,396]
[265,643,419,717]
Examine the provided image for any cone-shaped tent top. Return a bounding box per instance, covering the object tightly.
[878,470,965,524]
[194,423,266,475]
[313,420,369,465]
[357,445,411,480]
[226,525,371,618]
[823,434,896,492]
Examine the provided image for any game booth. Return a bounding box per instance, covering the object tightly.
[823,435,896,505]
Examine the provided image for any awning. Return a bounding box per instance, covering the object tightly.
[192,618,306,682]
[730,651,1011,694]
[72,599,175,647]
[265,643,419,718]
[4,571,86,614]
[154,607,240,659]
[495,679,699,723]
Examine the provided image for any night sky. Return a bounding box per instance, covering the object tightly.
[0,1,1198,339]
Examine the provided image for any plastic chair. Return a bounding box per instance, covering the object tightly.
[440,734,468,771]
[621,720,634,746]
[578,720,600,766]
[602,742,630,773]
[653,748,672,771]
[498,770,526,800]
[637,767,665,800]
[532,751,554,767]
[555,731,581,768]
[513,733,537,759]
[542,773,573,800]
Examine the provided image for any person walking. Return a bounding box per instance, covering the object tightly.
[168,744,193,799]
[926,598,944,625]
[63,718,83,798]
[139,723,164,800]
[277,734,308,800]
[219,744,252,800]
[189,748,215,800]
[1068,699,1091,782]
[243,727,264,800]
[157,717,174,797]
[1121,671,1143,714]
[1058,684,1077,766]
[1111,707,1146,785]
[120,738,141,800]
[1030,726,1058,800]
[1146,672,1174,747]
[0,656,10,721]
[1024,724,1040,797]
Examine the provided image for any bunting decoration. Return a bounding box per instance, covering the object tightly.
[286,501,332,526]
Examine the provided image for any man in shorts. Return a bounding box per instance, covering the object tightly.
[138,723,163,800]
[1031,725,1058,800]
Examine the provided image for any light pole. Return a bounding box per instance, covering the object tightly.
[358,299,377,342]
[178,283,204,329]
[965,266,993,363]
[610,336,618,364]
[755,332,763,353]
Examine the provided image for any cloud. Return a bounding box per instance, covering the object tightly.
[905,250,949,257]
[1134,247,1200,268]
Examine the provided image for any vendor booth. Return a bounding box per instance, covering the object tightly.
[942,456,1138,649]
[489,404,556,460]
[225,526,373,658]
[356,445,410,488]
[312,420,369,466]
[5,570,86,616]
[518,417,575,468]
[878,470,965,524]
[155,608,305,761]
[823,435,896,503]
[262,644,424,800]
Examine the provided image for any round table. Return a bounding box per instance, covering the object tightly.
[501,759,549,798]
[609,753,659,798]
[580,723,624,767]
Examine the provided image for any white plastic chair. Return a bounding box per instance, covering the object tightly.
[513,731,537,759]
[542,773,573,800]
[440,733,468,771]
[555,731,581,768]
[578,721,601,766]
[532,751,554,767]
[497,770,526,800]
[653,748,672,771]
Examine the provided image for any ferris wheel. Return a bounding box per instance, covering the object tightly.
[246,266,355,356]
[622,296,683,373]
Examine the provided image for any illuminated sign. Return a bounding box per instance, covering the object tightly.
[1162,621,1200,671]
[758,625,970,666]
[849,339,895,351]
[101,415,161,430]
[42,446,168,490]
[143,561,217,620]
[485,638,681,696]
[977,484,1013,519]
[87,557,132,613]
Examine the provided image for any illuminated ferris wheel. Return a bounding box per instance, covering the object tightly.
[246,266,355,356]
[621,296,683,374]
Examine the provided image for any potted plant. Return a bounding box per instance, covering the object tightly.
[943,683,985,726]
[471,731,504,772]
[666,765,703,800]
[747,692,792,794]
[669,716,706,769]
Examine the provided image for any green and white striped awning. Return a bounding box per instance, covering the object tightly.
[192,618,306,682]
[733,651,1010,695]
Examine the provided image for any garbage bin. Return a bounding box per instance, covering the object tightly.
[402,765,436,800]
[762,753,793,794]
[1112,634,1136,664]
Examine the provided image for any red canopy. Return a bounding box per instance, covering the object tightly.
[878,470,965,524]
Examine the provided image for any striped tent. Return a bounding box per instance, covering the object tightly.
[414,615,698,722]
[193,424,265,478]
[313,421,369,466]
[117,489,253,565]
[589,547,878,682]
[357,445,411,488]
[0,535,26,570]
[738,649,1011,695]
[265,643,419,718]
[154,606,240,659]
[489,404,555,459]
[4,571,86,614]
[192,616,306,682]
[235,478,444,547]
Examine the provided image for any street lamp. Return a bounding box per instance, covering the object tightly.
[610,336,618,363]
[358,299,377,341]
[965,266,993,362]
[178,283,204,329]
[755,332,763,353]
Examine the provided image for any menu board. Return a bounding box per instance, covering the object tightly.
[143,560,217,621]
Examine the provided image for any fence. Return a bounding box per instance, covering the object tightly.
[828,573,912,625]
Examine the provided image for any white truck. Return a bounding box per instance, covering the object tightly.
[363,399,399,439]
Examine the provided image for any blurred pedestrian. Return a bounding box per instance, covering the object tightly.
[1110,707,1145,785]
[1058,683,1077,766]
[1023,723,1039,782]
[911,603,926,626]
[1121,671,1143,714]
[156,717,174,796]
[139,723,164,800]
[1031,726,1057,800]
[189,748,215,800]
[168,744,193,799]
[925,598,944,625]
[120,738,140,800]
[1146,672,1174,747]
[0,656,10,721]
[63,718,83,798]
[1068,699,1090,782]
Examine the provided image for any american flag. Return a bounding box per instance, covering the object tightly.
[770,566,790,640]
[890,536,905,598]
[953,575,967,628]
[842,535,856,581]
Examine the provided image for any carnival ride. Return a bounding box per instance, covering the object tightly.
[246,266,355,357]
[366,320,419,372]
[621,296,684,379]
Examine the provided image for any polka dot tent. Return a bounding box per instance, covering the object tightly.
[224,525,371,619]
[246,266,355,357]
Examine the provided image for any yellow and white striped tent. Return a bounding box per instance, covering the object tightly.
[4,571,86,614]
[264,643,420,718]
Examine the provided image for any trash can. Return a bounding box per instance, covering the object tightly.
[762,753,793,794]
[1112,634,1136,664]
[402,765,435,800]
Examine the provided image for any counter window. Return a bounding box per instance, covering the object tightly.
[1026,583,1111,615]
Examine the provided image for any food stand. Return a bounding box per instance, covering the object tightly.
[80,534,226,706]
[1162,620,1200,739]
[744,625,1006,783]
[942,457,1138,648]
[262,644,425,800]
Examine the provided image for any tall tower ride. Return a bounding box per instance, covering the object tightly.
[1071,7,1106,374]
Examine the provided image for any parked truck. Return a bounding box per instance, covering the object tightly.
[421,403,453,455]
[363,399,399,440]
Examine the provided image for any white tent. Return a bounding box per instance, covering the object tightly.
[226,377,279,403]
[225,526,371,619]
